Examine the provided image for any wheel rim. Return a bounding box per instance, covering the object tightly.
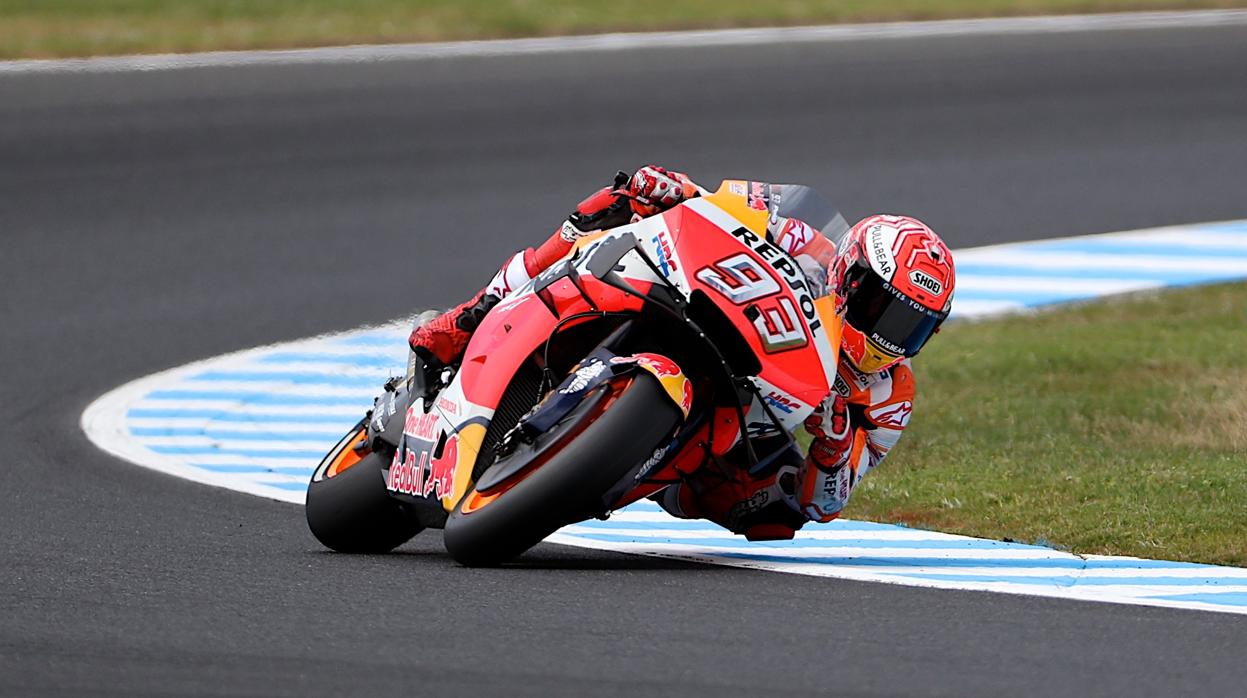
[458,378,631,515]
[320,428,369,480]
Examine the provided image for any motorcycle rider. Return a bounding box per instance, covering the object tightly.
[409,166,956,539]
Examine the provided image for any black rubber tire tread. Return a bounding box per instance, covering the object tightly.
[443,374,681,567]
[305,451,424,553]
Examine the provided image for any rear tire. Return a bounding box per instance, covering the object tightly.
[443,374,681,566]
[306,451,424,553]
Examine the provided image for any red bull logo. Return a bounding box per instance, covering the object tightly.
[612,353,693,417]
[387,434,459,499]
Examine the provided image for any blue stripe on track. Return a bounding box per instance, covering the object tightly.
[571,519,720,531]
[190,371,387,387]
[258,480,312,491]
[573,517,916,533]
[570,532,1046,551]
[146,445,324,458]
[130,427,342,441]
[1204,221,1247,234]
[191,463,314,474]
[255,352,403,368]
[952,263,1237,283]
[1027,240,1247,258]
[705,552,1200,570]
[885,572,1244,587]
[1146,592,1247,607]
[127,409,360,424]
[337,333,406,346]
[144,391,370,406]
[952,287,1121,304]
[620,500,663,512]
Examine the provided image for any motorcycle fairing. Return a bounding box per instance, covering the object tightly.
[664,192,841,432]
[384,180,841,515]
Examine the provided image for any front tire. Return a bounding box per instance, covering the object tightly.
[443,374,681,566]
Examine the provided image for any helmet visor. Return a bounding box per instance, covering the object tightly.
[843,260,948,358]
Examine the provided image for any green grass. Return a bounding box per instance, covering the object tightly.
[844,281,1247,566]
[2,0,1246,59]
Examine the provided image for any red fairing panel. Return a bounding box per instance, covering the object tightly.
[662,204,831,405]
[458,269,646,410]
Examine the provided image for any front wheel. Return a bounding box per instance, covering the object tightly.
[443,374,681,566]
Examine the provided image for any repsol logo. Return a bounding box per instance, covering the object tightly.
[909,270,943,295]
[728,227,821,332]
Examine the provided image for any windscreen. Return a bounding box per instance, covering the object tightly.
[765,184,851,248]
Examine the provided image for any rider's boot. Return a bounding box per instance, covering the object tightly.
[408,289,500,371]
[653,441,807,540]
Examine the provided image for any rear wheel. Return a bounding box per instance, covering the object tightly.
[305,425,424,553]
[443,374,681,566]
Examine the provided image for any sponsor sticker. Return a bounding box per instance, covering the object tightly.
[870,332,906,356]
[560,360,607,394]
[386,435,458,499]
[762,390,801,414]
[869,226,895,278]
[747,181,771,211]
[650,232,679,277]
[868,400,913,428]
[612,353,693,416]
[727,489,771,528]
[909,269,943,295]
[833,373,852,398]
[635,441,674,480]
[402,410,439,441]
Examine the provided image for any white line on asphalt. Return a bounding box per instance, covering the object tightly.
[3,10,1246,75]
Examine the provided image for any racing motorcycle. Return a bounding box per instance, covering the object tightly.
[306,181,848,566]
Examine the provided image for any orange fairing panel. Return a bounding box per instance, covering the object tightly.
[815,296,843,364]
[445,422,485,512]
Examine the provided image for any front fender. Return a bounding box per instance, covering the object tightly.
[473,348,692,494]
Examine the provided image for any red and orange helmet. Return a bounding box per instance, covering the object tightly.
[830,215,955,373]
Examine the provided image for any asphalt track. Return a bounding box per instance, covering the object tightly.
[3,19,1247,697]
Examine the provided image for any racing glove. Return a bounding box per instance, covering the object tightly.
[624,165,697,217]
[562,166,698,240]
[796,394,857,522]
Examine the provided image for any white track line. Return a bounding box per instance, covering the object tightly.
[3,10,1247,75]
